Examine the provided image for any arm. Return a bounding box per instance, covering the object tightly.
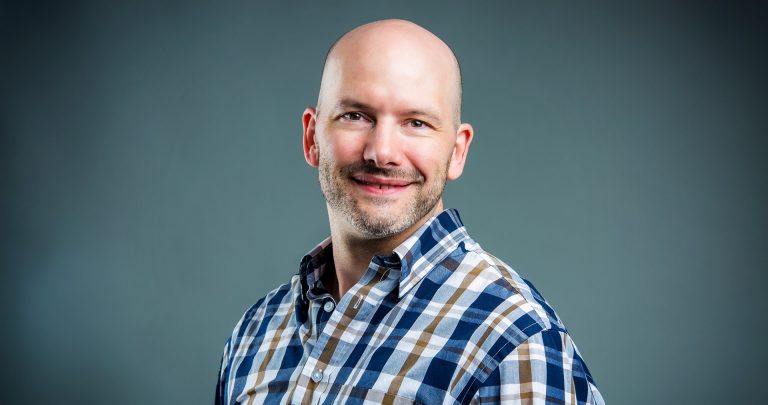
[214,338,231,405]
[471,329,604,404]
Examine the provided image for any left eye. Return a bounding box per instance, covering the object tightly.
[410,120,425,128]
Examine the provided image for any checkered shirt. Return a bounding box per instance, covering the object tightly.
[215,209,604,404]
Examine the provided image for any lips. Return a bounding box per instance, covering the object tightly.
[355,180,401,190]
[351,174,413,194]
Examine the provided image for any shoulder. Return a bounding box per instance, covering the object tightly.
[224,275,300,349]
[409,239,571,362]
[216,276,302,403]
[445,241,567,334]
[445,244,603,403]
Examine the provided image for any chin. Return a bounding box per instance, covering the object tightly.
[351,209,410,238]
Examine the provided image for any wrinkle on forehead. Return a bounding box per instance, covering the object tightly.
[317,19,462,125]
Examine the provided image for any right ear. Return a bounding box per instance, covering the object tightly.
[302,107,319,167]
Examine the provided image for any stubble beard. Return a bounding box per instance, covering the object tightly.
[318,156,448,239]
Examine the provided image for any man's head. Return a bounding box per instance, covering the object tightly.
[302,19,473,239]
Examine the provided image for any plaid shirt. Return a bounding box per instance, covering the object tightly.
[215,209,603,404]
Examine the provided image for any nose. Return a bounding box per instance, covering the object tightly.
[362,119,402,168]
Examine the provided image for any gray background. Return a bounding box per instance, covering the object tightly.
[2,1,766,404]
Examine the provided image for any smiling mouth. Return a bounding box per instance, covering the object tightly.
[350,174,414,192]
[352,178,406,190]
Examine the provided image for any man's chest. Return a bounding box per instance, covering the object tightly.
[228,294,512,405]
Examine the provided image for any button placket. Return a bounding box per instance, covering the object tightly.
[303,264,399,402]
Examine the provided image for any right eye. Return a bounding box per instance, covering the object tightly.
[341,112,364,121]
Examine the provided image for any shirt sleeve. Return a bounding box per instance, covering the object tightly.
[214,338,231,405]
[470,328,604,404]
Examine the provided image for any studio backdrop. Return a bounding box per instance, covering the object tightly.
[2,1,766,404]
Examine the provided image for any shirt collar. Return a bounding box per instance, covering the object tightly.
[298,237,333,306]
[391,208,471,298]
[297,208,472,309]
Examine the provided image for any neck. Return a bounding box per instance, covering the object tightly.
[325,201,444,301]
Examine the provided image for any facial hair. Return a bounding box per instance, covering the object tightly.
[318,155,448,238]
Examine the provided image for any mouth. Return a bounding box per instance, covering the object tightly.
[351,174,413,195]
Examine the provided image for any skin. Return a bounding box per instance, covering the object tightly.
[302,20,474,301]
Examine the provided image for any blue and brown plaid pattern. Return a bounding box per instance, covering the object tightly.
[216,209,603,404]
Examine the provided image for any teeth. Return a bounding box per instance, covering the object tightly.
[357,179,399,189]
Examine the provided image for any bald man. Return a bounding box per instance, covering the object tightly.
[215,20,604,405]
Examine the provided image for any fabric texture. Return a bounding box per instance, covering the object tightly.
[215,209,604,404]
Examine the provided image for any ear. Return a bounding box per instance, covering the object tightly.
[302,107,319,167]
[447,123,474,180]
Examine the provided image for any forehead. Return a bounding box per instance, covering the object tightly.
[319,30,459,117]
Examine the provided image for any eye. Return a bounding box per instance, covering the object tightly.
[341,112,364,121]
[410,119,427,128]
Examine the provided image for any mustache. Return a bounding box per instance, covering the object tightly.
[340,161,424,183]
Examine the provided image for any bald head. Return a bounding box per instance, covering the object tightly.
[317,19,463,126]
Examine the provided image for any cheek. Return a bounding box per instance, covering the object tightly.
[319,132,365,162]
[405,146,452,179]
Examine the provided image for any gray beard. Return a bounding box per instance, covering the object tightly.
[318,158,446,238]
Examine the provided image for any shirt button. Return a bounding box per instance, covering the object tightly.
[311,369,323,383]
[323,300,335,313]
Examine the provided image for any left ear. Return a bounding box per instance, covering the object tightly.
[447,123,474,180]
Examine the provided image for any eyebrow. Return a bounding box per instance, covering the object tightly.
[334,98,444,126]
[335,99,373,112]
